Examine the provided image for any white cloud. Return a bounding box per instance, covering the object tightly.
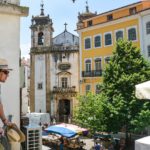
[20,43,30,59]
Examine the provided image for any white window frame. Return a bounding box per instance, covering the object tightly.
[104,32,113,47]
[95,84,101,94]
[126,26,138,42]
[37,82,43,90]
[94,57,102,70]
[146,21,150,35]
[61,77,68,88]
[84,58,92,71]
[147,45,150,57]
[85,84,91,94]
[84,36,92,50]
[115,29,124,42]
[93,34,102,48]
[104,56,111,64]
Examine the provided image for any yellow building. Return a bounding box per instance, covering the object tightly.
[77,1,150,95]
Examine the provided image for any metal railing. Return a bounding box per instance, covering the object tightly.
[82,70,102,77]
[52,86,76,93]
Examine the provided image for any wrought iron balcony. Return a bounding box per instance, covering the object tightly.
[82,70,102,77]
[52,86,76,93]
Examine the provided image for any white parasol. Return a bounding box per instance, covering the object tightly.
[135,81,150,100]
[135,136,150,150]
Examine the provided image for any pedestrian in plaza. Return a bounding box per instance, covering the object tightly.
[108,143,114,150]
[94,142,101,150]
[59,136,64,150]
[0,58,13,149]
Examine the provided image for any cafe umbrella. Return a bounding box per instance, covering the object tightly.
[135,81,150,100]
[44,123,88,138]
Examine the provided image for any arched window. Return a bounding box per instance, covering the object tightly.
[38,32,44,45]
[128,28,137,41]
[105,57,110,64]
[146,22,150,34]
[116,30,123,41]
[95,58,101,70]
[85,59,91,72]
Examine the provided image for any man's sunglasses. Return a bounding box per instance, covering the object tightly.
[0,70,9,75]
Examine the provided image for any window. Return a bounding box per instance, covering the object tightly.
[94,35,101,48]
[87,20,93,27]
[38,32,44,45]
[105,33,112,46]
[107,14,113,21]
[85,38,91,49]
[86,85,91,94]
[129,7,136,15]
[148,45,150,57]
[37,83,43,90]
[128,27,137,41]
[116,30,123,41]
[146,22,150,34]
[105,57,110,64]
[95,58,101,70]
[85,59,91,72]
[95,84,101,94]
[61,77,68,88]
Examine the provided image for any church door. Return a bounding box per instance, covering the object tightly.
[58,99,70,122]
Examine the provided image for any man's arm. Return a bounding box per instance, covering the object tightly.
[0,103,8,125]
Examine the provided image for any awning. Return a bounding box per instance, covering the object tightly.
[44,123,88,138]
[135,81,150,100]
[45,125,77,138]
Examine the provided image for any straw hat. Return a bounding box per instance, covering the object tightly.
[6,124,25,143]
[0,58,12,70]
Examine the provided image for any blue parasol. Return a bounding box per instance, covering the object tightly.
[44,125,77,138]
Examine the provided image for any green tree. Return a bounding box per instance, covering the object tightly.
[102,40,150,136]
[74,93,106,133]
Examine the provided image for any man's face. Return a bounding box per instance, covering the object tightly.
[0,70,9,82]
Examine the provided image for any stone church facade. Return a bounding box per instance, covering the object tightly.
[30,4,79,122]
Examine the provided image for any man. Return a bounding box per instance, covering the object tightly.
[0,58,13,131]
[95,142,101,150]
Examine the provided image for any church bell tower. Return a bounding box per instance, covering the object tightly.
[30,2,53,48]
[30,1,53,113]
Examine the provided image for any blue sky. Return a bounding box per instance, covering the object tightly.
[20,0,140,58]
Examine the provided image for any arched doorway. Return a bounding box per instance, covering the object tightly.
[58,99,70,122]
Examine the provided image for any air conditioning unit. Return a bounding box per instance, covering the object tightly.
[21,125,42,150]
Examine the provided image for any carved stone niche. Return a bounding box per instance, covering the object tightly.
[58,62,71,71]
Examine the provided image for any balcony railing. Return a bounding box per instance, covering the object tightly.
[52,86,76,93]
[82,70,102,77]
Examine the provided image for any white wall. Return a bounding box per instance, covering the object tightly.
[0,14,20,125]
[50,53,79,91]
[0,13,20,150]
[34,55,46,113]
